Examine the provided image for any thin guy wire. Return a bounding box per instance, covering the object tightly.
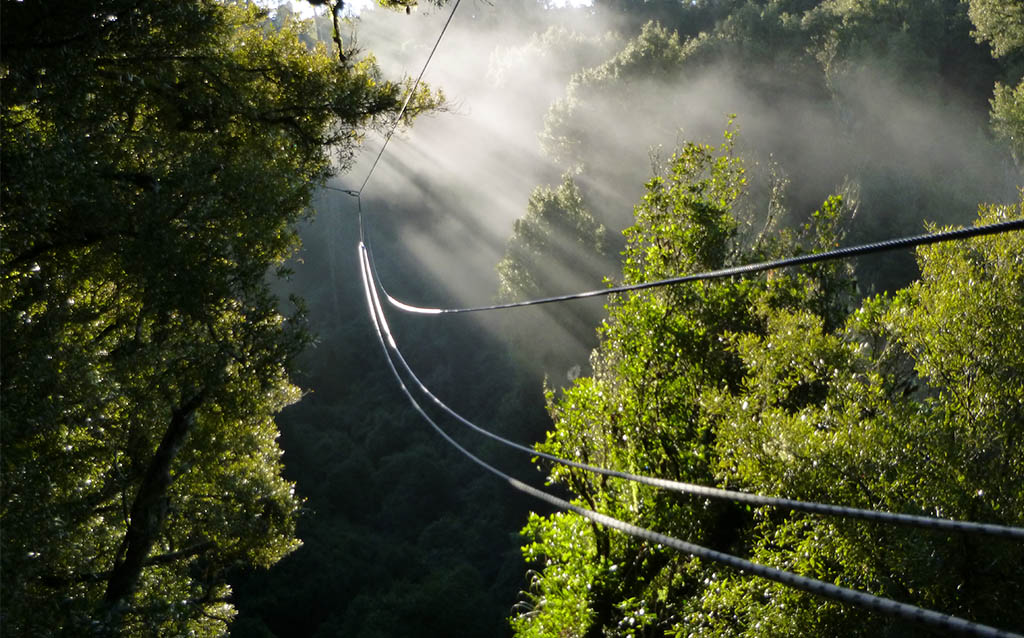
[357,0,463,195]
[321,185,360,196]
[366,218,1024,315]
[360,239,1024,539]
[357,243,1023,638]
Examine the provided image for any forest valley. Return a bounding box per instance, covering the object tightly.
[2,1,1023,637]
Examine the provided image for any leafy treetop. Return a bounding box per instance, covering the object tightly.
[0,1,438,635]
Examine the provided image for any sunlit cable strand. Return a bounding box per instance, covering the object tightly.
[360,243,1024,539]
[367,218,1024,315]
[357,0,463,195]
[357,244,1022,638]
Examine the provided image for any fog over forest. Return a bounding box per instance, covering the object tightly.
[4,1,1021,636]
[332,2,1017,297]
[247,2,1024,636]
[302,0,1019,378]
[236,1,1024,635]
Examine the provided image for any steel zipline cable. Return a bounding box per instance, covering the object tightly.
[359,238,1024,539]
[357,243,1023,638]
[335,5,1024,632]
[365,218,1024,315]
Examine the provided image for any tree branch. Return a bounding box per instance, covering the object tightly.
[41,540,216,588]
[329,1,348,64]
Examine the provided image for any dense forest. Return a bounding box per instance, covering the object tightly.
[2,0,1023,637]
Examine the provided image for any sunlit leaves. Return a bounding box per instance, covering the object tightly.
[991,80,1024,164]
[890,200,1024,519]
[707,200,1024,633]
[962,0,1024,165]
[965,0,1024,57]
[498,174,607,302]
[515,130,774,637]
[512,512,600,638]
[623,126,745,283]
[513,127,1024,636]
[1,1,436,635]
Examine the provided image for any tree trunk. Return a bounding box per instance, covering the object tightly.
[100,391,205,627]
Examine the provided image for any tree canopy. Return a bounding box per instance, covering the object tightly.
[965,0,1024,162]
[0,1,437,634]
[7,0,1022,636]
[531,0,1016,276]
[510,128,1024,637]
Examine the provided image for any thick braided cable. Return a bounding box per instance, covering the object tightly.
[369,218,1024,315]
[556,496,1024,638]
[360,240,1024,539]
[358,244,1023,638]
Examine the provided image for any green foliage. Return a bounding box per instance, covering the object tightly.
[962,0,1024,167]
[704,199,1024,635]
[992,80,1024,163]
[511,126,1024,636]
[511,513,602,637]
[801,0,973,87]
[515,129,793,637]
[965,0,1024,57]
[535,0,1011,254]
[0,1,438,635]
[498,175,607,301]
[541,21,694,166]
[622,126,745,281]
[894,201,1024,518]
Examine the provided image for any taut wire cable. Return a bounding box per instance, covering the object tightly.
[358,243,1023,638]
[357,0,463,196]
[333,5,1024,633]
[365,218,1024,315]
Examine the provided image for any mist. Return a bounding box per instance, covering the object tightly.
[337,7,608,293]
[306,5,627,375]
[299,3,1017,378]
[240,4,1023,634]
[334,7,1011,287]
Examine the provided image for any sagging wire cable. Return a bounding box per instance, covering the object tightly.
[359,240,1024,539]
[366,242,1024,539]
[321,185,360,197]
[324,0,1023,628]
[357,242,1023,638]
[365,218,1024,315]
